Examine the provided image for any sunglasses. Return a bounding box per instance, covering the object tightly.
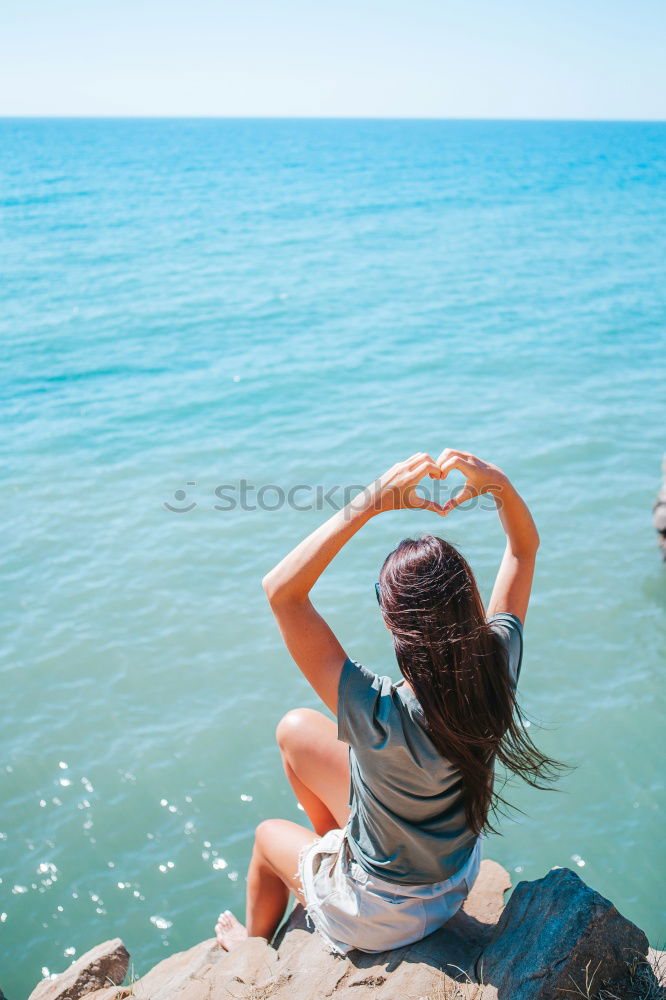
[374,581,382,606]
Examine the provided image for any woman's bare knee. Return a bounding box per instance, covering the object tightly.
[253,819,280,860]
[275,708,349,830]
[275,707,329,752]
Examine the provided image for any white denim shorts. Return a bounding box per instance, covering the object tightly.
[297,827,482,956]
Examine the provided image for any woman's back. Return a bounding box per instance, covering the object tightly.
[338,612,523,884]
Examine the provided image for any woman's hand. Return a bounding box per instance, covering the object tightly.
[430,448,539,622]
[370,453,446,516]
[432,449,508,516]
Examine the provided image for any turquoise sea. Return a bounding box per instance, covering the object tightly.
[1,119,665,998]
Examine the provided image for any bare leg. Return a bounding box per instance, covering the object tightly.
[216,708,351,949]
[276,708,351,835]
[282,758,337,835]
[216,818,316,950]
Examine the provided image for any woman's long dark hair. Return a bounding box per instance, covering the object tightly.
[378,535,565,837]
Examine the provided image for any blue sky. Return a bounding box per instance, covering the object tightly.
[1,0,664,118]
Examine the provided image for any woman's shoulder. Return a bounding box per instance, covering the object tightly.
[337,657,406,746]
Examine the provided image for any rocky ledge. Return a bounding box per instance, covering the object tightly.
[28,862,665,1000]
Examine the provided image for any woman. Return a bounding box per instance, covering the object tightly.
[215,448,561,955]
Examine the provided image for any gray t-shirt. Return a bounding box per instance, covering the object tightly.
[337,612,523,885]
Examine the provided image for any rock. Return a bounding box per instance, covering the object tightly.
[85,860,510,1000]
[28,939,129,1000]
[479,867,649,1000]
[32,861,661,1000]
[85,937,277,1000]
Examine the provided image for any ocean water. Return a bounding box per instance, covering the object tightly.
[1,118,665,998]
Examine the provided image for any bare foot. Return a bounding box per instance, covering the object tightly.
[215,909,249,951]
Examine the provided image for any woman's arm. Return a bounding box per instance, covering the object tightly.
[485,481,539,623]
[434,449,539,624]
[263,454,442,713]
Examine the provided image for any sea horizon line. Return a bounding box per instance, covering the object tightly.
[1,114,664,124]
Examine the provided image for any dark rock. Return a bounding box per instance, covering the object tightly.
[479,867,649,1000]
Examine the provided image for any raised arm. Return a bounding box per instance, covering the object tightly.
[434,449,539,624]
[262,454,443,713]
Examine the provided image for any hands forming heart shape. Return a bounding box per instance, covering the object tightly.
[373,449,507,517]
